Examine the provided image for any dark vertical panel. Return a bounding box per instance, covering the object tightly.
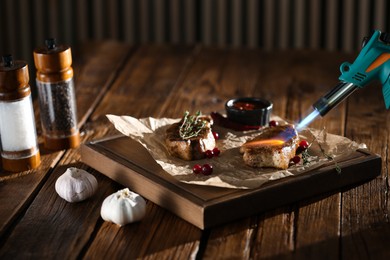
[19,0,31,61]
[133,0,140,43]
[62,0,73,44]
[108,0,119,39]
[309,0,321,49]
[163,0,170,41]
[4,0,17,55]
[0,1,3,53]
[279,0,290,49]
[76,0,89,42]
[225,0,231,44]
[358,0,370,50]
[170,0,181,43]
[48,0,59,38]
[263,0,275,50]
[241,0,247,46]
[122,0,135,43]
[294,0,305,48]
[258,0,264,48]
[154,0,165,43]
[201,0,212,45]
[231,0,242,47]
[326,0,338,51]
[373,0,386,31]
[217,0,227,46]
[33,0,45,46]
[149,0,155,41]
[386,1,390,33]
[139,0,150,43]
[342,0,354,52]
[178,0,186,43]
[184,0,196,44]
[247,0,259,48]
[93,0,104,39]
[117,0,124,41]
[302,0,310,48]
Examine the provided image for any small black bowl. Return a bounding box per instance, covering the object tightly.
[225,97,273,126]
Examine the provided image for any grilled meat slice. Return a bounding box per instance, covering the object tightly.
[165,118,216,161]
[240,124,299,169]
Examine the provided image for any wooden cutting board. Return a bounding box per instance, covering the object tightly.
[81,135,381,230]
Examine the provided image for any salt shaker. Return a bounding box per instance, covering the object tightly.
[33,39,80,150]
[0,55,41,172]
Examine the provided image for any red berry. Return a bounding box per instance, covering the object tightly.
[205,150,214,159]
[291,155,301,164]
[193,164,202,174]
[212,147,220,156]
[299,140,310,149]
[212,131,219,140]
[269,120,278,127]
[202,164,213,175]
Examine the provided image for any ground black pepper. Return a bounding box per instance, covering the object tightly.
[37,79,78,138]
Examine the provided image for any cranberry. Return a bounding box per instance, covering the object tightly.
[212,147,220,156]
[299,140,310,149]
[205,150,214,159]
[269,120,278,127]
[193,164,202,174]
[202,164,213,175]
[212,131,219,140]
[291,155,301,164]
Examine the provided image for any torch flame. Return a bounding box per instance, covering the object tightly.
[244,139,285,148]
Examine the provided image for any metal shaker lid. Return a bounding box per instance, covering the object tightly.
[33,38,73,73]
[0,55,31,100]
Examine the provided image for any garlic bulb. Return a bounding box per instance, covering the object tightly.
[100,188,146,226]
[55,167,98,203]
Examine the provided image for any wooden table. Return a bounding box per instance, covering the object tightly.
[0,43,389,259]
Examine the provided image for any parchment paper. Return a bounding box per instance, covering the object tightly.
[106,114,366,189]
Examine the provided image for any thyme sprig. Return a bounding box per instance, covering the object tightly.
[302,128,342,174]
[316,136,342,174]
[179,111,206,140]
[301,148,311,165]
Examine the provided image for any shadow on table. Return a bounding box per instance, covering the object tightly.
[256,221,390,260]
[194,185,390,259]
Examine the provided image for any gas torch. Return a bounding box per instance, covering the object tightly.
[297,30,390,130]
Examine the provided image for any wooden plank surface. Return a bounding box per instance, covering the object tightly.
[342,81,390,259]
[0,43,389,259]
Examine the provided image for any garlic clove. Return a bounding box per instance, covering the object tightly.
[55,167,98,203]
[100,188,146,226]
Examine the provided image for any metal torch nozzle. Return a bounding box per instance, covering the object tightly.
[313,82,358,116]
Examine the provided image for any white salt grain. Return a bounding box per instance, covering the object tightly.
[0,96,38,151]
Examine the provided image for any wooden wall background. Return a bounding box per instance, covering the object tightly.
[0,0,390,69]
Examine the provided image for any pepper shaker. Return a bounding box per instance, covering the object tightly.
[33,39,80,150]
[0,55,41,172]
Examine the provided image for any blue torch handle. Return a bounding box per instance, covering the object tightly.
[339,30,390,108]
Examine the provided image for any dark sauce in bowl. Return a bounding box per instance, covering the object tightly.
[226,97,273,126]
[232,101,268,111]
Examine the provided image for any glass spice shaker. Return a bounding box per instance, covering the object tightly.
[33,39,80,150]
[0,55,41,172]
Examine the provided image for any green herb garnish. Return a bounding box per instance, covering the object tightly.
[301,149,311,165]
[303,129,342,174]
[179,111,206,140]
[316,138,342,174]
